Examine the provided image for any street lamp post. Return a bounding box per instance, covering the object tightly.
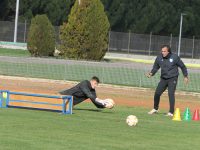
[14,0,19,43]
[177,13,186,56]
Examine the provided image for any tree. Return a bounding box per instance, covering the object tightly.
[27,14,55,56]
[60,0,110,60]
[0,0,16,21]
[2,0,200,38]
[19,0,74,25]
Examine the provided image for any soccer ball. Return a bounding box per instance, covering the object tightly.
[104,98,115,109]
[126,115,138,126]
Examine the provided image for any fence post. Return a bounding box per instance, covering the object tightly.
[64,64,67,81]
[23,20,27,43]
[148,32,152,56]
[139,77,142,87]
[108,31,111,52]
[170,33,172,47]
[128,30,131,54]
[175,42,178,54]
[192,36,195,59]
[102,66,105,84]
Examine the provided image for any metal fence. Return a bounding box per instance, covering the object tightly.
[0,21,60,44]
[1,21,200,58]
[0,21,28,43]
[108,31,200,58]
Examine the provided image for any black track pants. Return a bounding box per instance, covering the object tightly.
[153,77,178,113]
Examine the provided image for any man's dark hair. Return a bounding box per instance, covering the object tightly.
[161,45,171,53]
[91,76,100,83]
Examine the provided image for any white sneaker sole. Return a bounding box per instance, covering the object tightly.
[148,110,159,115]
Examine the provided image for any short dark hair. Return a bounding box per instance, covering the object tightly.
[91,76,100,83]
[161,45,171,53]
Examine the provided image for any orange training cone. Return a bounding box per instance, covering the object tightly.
[172,108,181,121]
[192,109,200,121]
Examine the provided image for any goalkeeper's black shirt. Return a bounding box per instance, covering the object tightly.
[59,80,104,108]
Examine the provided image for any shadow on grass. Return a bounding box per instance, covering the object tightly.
[8,106,61,113]
[73,108,114,114]
[73,108,103,112]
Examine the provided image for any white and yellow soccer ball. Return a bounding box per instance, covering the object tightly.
[126,115,138,126]
[104,98,115,109]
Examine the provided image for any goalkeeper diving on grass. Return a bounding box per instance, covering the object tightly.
[59,76,114,109]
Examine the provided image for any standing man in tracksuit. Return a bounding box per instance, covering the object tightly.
[59,76,112,109]
[146,45,189,116]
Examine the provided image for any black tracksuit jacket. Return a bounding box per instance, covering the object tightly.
[59,80,105,108]
[151,53,188,79]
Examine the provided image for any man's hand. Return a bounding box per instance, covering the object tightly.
[184,77,189,85]
[104,99,115,109]
[145,72,153,78]
[95,98,114,109]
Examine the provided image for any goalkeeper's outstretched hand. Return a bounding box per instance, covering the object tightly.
[104,99,115,109]
[95,98,115,109]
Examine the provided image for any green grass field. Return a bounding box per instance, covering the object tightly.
[0,103,200,150]
[0,48,30,57]
[0,48,199,149]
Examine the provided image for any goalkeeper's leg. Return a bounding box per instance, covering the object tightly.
[73,96,86,105]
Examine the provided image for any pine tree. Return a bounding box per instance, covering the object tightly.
[60,0,110,60]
